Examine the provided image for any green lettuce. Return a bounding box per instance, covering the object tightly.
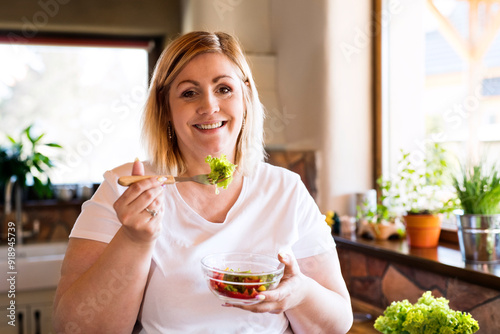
[374,291,479,334]
[205,155,237,193]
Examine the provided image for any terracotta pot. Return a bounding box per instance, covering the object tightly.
[404,214,442,248]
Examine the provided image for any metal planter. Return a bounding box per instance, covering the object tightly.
[456,214,500,263]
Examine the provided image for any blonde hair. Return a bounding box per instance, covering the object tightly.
[142,31,265,176]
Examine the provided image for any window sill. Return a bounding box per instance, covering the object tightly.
[0,199,85,211]
[333,233,500,290]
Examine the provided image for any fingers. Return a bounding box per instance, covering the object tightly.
[112,159,165,244]
[126,180,164,212]
[122,159,159,211]
[132,158,145,176]
[279,252,301,278]
[142,187,165,220]
[115,160,162,212]
[113,178,165,243]
[114,161,165,224]
[228,252,304,315]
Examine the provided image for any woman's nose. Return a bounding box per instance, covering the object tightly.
[197,92,220,114]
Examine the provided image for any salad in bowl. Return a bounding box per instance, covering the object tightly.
[201,253,285,305]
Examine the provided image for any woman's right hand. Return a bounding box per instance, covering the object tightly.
[113,159,165,244]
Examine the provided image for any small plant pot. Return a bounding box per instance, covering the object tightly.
[404,214,442,248]
[456,214,500,263]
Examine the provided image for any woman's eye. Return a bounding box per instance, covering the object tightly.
[181,90,196,98]
[218,86,232,94]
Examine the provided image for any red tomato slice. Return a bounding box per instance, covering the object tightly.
[243,278,260,284]
[219,289,254,300]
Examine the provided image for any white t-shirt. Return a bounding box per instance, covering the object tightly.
[70,162,336,334]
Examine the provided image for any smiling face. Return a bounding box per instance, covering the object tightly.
[168,52,245,165]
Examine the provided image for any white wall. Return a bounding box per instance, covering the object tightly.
[183,0,374,215]
[323,0,374,214]
[182,0,272,53]
[270,0,328,150]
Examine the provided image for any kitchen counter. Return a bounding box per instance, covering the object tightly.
[333,233,500,290]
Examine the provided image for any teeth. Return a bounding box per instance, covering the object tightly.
[196,121,223,130]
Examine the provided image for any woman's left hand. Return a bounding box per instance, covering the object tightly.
[225,253,309,314]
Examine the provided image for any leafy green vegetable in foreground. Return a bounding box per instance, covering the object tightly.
[374,291,479,334]
[205,155,237,194]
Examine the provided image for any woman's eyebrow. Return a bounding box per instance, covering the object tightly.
[212,75,234,83]
[176,79,199,88]
[176,75,235,88]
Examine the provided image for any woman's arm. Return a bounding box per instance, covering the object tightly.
[53,160,164,333]
[231,249,353,334]
[285,250,353,334]
[53,232,155,333]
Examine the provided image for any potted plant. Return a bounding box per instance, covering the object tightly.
[391,144,458,248]
[451,160,500,263]
[374,291,479,333]
[0,124,62,201]
[356,177,404,241]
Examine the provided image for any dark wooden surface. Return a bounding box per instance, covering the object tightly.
[349,298,380,334]
[349,318,378,334]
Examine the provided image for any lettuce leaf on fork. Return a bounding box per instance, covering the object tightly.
[205,155,237,194]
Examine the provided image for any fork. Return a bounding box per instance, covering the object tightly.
[117,174,213,187]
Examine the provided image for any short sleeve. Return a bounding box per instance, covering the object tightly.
[69,170,124,243]
[291,179,336,259]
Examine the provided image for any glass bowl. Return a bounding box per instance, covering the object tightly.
[201,252,285,305]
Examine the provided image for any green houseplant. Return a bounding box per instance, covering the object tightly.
[452,160,500,263]
[393,144,457,216]
[0,124,62,199]
[392,145,458,248]
[356,177,404,240]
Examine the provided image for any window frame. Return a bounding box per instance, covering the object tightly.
[0,31,164,83]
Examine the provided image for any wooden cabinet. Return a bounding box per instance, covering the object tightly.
[0,289,55,334]
[0,305,28,334]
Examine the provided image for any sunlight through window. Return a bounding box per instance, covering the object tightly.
[0,41,149,185]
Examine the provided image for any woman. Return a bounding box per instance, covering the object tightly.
[53,31,353,334]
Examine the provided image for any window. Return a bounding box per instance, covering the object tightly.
[0,36,154,185]
[381,0,500,174]
[379,0,500,229]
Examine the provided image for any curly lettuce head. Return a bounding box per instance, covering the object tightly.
[374,291,479,334]
[205,155,237,194]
